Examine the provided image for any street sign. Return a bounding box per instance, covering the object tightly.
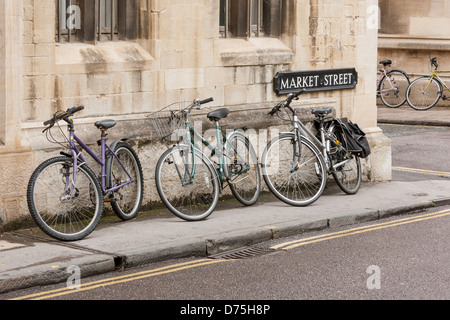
[273,68,358,95]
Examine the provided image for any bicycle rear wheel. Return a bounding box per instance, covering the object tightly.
[223,132,261,206]
[379,70,410,108]
[406,76,442,110]
[109,142,144,221]
[328,127,362,194]
[155,145,220,221]
[261,133,327,206]
[27,156,103,241]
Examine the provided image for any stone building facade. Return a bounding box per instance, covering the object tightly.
[0,0,389,231]
[378,0,450,106]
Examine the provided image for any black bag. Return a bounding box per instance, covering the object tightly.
[335,118,371,158]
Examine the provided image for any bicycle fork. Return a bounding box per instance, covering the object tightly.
[60,130,93,201]
[290,115,303,173]
[60,129,79,202]
[169,124,196,187]
[60,148,80,202]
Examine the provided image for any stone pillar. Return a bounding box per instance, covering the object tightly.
[0,0,34,229]
[0,0,25,151]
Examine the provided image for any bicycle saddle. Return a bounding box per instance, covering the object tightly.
[312,108,332,116]
[95,120,116,130]
[379,59,392,66]
[207,108,229,122]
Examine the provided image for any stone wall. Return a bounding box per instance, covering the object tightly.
[0,0,390,231]
[379,0,450,37]
[378,0,450,107]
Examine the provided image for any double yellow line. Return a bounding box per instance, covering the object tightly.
[11,259,228,300]
[270,209,450,251]
[393,166,450,178]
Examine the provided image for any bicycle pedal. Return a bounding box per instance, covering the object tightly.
[442,95,448,101]
[104,194,115,202]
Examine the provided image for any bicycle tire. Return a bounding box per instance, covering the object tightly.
[27,156,103,241]
[155,145,220,221]
[109,142,144,221]
[261,133,327,207]
[328,126,362,194]
[223,132,261,206]
[406,76,442,110]
[379,69,410,108]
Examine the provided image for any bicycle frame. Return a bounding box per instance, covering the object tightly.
[187,120,249,181]
[430,69,450,92]
[165,115,250,187]
[66,127,133,198]
[376,68,387,93]
[284,107,351,173]
[377,67,398,95]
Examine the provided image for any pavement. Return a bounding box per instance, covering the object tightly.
[1,104,450,295]
[378,104,450,126]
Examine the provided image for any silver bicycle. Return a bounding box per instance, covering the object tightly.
[261,90,362,207]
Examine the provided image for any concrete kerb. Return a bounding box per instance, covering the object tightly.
[0,254,115,295]
[1,196,450,295]
[119,239,206,269]
[378,199,450,219]
[378,119,450,127]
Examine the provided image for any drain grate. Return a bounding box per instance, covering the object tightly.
[209,246,277,260]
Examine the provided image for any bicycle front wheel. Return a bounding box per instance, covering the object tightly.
[155,145,220,221]
[261,133,327,206]
[223,132,261,206]
[379,70,410,108]
[27,156,103,241]
[109,142,144,221]
[406,76,442,110]
[328,126,362,194]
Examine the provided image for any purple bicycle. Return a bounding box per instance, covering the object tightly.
[27,106,143,241]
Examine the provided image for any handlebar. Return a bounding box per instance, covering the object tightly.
[197,97,214,105]
[268,89,307,116]
[431,57,439,69]
[191,97,214,111]
[43,105,85,130]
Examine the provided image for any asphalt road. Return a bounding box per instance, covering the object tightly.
[380,124,450,180]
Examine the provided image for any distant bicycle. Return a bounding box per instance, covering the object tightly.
[27,106,144,241]
[261,89,364,207]
[377,59,410,108]
[406,57,450,110]
[150,98,261,221]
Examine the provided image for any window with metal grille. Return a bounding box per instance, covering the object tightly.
[220,0,282,38]
[56,0,137,43]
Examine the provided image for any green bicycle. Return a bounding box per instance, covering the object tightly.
[406,57,450,110]
[150,98,261,221]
